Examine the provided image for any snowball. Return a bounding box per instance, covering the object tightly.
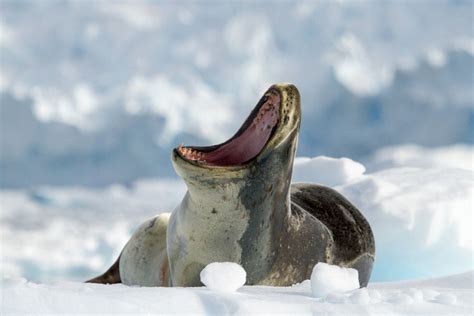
[434,293,457,305]
[310,263,360,298]
[200,262,246,292]
[349,288,371,305]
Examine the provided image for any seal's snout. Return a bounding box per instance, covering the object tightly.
[266,83,301,135]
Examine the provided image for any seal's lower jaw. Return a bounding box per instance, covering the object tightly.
[176,88,282,167]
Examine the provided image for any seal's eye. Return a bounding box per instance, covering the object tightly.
[177,91,281,166]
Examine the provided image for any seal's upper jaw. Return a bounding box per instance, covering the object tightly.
[174,83,300,169]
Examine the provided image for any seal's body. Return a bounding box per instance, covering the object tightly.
[88,84,375,287]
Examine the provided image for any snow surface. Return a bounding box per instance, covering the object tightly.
[200,262,246,293]
[310,263,359,298]
[1,271,472,315]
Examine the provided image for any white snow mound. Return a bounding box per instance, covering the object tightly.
[200,262,246,292]
[368,144,474,172]
[293,156,365,186]
[311,263,360,298]
[337,166,473,280]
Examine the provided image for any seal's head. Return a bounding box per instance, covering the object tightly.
[172,83,301,182]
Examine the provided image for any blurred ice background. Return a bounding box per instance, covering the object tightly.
[0,0,472,284]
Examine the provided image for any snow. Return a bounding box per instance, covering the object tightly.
[348,288,371,305]
[310,263,359,298]
[1,271,472,315]
[200,262,246,293]
[293,156,365,186]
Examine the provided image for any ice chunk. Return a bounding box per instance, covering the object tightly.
[200,262,246,292]
[310,263,360,298]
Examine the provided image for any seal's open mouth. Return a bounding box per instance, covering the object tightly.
[177,89,281,166]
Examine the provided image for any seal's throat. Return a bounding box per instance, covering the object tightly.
[177,90,281,166]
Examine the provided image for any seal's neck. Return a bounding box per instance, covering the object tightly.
[177,131,298,283]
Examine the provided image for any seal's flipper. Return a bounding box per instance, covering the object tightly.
[350,253,374,287]
[119,213,171,286]
[290,183,375,286]
[86,255,121,284]
[86,213,170,286]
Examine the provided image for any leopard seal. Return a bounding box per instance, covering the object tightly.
[88,83,375,287]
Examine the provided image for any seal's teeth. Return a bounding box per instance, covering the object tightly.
[189,150,201,160]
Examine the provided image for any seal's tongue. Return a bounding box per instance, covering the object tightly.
[178,92,280,166]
